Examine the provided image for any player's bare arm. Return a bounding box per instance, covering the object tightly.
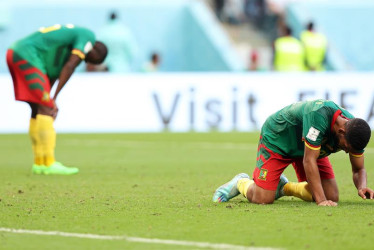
[303,146,337,206]
[350,154,374,199]
[50,54,81,119]
[53,54,81,102]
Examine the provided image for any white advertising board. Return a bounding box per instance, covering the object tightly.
[1,72,374,133]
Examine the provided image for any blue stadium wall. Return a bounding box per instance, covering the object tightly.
[287,0,374,71]
[0,0,243,73]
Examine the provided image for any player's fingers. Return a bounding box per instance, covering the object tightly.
[326,200,337,206]
[330,201,338,206]
[358,190,366,199]
[317,201,326,206]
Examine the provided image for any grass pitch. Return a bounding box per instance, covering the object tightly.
[0,132,374,250]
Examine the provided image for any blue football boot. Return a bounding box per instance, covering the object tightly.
[213,173,250,202]
[275,174,289,200]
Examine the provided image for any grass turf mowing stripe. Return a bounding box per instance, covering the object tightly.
[0,228,280,250]
[64,139,258,150]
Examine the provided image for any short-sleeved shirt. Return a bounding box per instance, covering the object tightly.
[261,99,362,158]
[10,24,95,79]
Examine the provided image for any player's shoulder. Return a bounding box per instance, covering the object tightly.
[309,99,337,111]
[319,100,355,118]
[309,100,335,115]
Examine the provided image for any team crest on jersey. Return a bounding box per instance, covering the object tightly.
[306,127,320,141]
[42,91,50,102]
[258,168,268,180]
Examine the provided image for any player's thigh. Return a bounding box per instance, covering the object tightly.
[292,157,335,182]
[321,178,339,202]
[251,141,291,203]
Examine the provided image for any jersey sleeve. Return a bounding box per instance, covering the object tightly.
[341,108,355,119]
[302,111,328,150]
[71,29,96,60]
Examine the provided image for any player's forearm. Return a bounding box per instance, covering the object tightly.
[350,155,367,190]
[53,65,75,100]
[304,160,326,203]
[353,168,367,190]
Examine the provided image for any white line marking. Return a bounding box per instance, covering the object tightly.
[0,228,280,250]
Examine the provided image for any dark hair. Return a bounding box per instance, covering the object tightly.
[307,22,314,31]
[151,52,159,62]
[285,26,292,36]
[110,12,117,20]
[345,118,371,151]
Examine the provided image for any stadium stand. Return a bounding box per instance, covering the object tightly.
[0,0,243,73]
[287,0,374,71]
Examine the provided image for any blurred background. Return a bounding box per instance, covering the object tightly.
[1,0,374,132]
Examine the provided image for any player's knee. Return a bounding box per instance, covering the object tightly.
[248,185,276,204]
[250,196,274,205]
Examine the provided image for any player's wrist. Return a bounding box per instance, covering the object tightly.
[316,198,327,205]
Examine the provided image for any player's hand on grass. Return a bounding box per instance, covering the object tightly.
[358,187,374,200]
[317,200,338,206]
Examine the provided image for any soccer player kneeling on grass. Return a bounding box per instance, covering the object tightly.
[6,24,107,175]
[213,99,374,206]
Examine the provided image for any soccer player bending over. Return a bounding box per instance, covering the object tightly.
[213,100,374,206]
[6,24,107,175]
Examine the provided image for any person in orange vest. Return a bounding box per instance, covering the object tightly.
[301,21,328,71]
[273,26,305,71]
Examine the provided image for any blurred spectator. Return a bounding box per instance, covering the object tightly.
[244,0,266,24]
[273,26,305,71]
[300,21,328,71]
[243,0,279,41]
[142,52,161,72]
[213,0,225,21]
[222,0,245,25]
[248,49,260,71]
[98,12,139,72]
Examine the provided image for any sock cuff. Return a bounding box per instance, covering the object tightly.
[237,178,253,198]
[36,114,54,123]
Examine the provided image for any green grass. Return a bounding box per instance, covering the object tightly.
[0,132,374,250]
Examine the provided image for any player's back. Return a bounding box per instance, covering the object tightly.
[10,24,95,79]
[262,100,352,157]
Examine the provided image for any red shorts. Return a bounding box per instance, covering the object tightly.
[253,137,335,191]
[6,49,54,107]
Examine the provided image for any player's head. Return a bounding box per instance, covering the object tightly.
[344,118,371,152]
[306,22,314,31]
[85,41,108,64]
[110,12,117,21]
[284,26,292,36]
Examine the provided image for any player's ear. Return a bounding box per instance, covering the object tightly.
[338,127,346,136]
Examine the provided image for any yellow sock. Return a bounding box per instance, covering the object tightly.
[29,118,44,165]
[237,178,254,198]
[36,114,56,167]
[283,182,313,202]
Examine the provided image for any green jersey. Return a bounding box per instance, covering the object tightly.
[262,99,359,158]
[10,24,95,79]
